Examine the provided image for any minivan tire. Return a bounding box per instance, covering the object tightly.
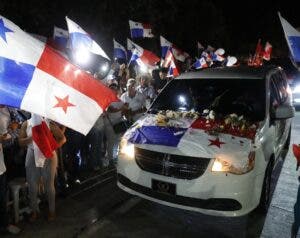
[281,126,291,160]
[284,126,291,150]
[258,159,274,213]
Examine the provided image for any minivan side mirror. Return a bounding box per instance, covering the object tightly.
[271,104,295,120]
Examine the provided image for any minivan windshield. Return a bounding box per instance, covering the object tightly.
[150,78,266,122]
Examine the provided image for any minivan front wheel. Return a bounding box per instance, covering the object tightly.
[258,159,274,213]
[284,126,291,150]
[281,126,291,160]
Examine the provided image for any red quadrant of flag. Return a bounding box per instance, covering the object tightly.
[36,45,119,110]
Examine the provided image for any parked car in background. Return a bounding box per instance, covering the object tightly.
[117,66,295,217]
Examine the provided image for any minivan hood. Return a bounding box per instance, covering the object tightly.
[124,113,259,169]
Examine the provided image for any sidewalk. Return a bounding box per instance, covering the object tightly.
[2,168,130,238]
[261,125,300,237]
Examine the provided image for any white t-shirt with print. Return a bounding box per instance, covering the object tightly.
[120,91,146,121]
[136,85,156,100]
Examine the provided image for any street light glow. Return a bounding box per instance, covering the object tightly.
[74,47,91,66]
[139,64,148,73]
[101,63,109,72]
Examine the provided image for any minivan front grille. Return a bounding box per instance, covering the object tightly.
[135,147,211,180]
[118,174,242,211]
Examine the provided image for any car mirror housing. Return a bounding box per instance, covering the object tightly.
[272,104,295,120]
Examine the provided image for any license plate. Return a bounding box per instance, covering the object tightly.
[152,179,176,195]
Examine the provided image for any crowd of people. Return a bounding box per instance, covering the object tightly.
[0,63,171,235]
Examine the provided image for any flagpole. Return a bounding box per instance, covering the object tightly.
[127,58,132,67]
[252,38,262,66]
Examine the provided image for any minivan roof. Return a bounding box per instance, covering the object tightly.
[176,66,280,80]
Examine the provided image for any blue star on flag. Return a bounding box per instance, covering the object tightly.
[0,18,13,42]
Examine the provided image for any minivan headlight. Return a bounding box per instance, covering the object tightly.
[118,138,135,159]
[212,152,255,175]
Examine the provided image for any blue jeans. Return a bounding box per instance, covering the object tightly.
[0,172,8,229]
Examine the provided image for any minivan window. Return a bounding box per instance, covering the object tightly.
[270,78,280,115]
[150,78,266,122]
[271,73,288,104]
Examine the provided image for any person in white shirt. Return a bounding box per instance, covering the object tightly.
[0,105,20,234]
[104,83,126,164]
[120,78,146,123]
[136,75,156,109]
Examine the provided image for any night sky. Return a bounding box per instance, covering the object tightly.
[1,0,300,58]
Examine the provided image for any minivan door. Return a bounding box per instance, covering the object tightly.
[269,72,291,157]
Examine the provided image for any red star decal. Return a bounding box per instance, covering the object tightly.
[208,138,225,148]
[53,95,75,113]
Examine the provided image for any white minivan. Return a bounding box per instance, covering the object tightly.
[117,66,295,217]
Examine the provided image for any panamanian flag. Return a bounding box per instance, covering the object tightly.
[160,35,172,59]
[53,26,69,50]
[129,44,160,67]
[129,20,154,38]
[278,12,300,63]
[0,15,118,135]
[127,38,142,60]
[66,16,110,60]
[31,114,58,167]
[160,35,189,62]
[113,39,127,59]
[193,57,208,69]
[125,115,258,170]
[163,49,179,77]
